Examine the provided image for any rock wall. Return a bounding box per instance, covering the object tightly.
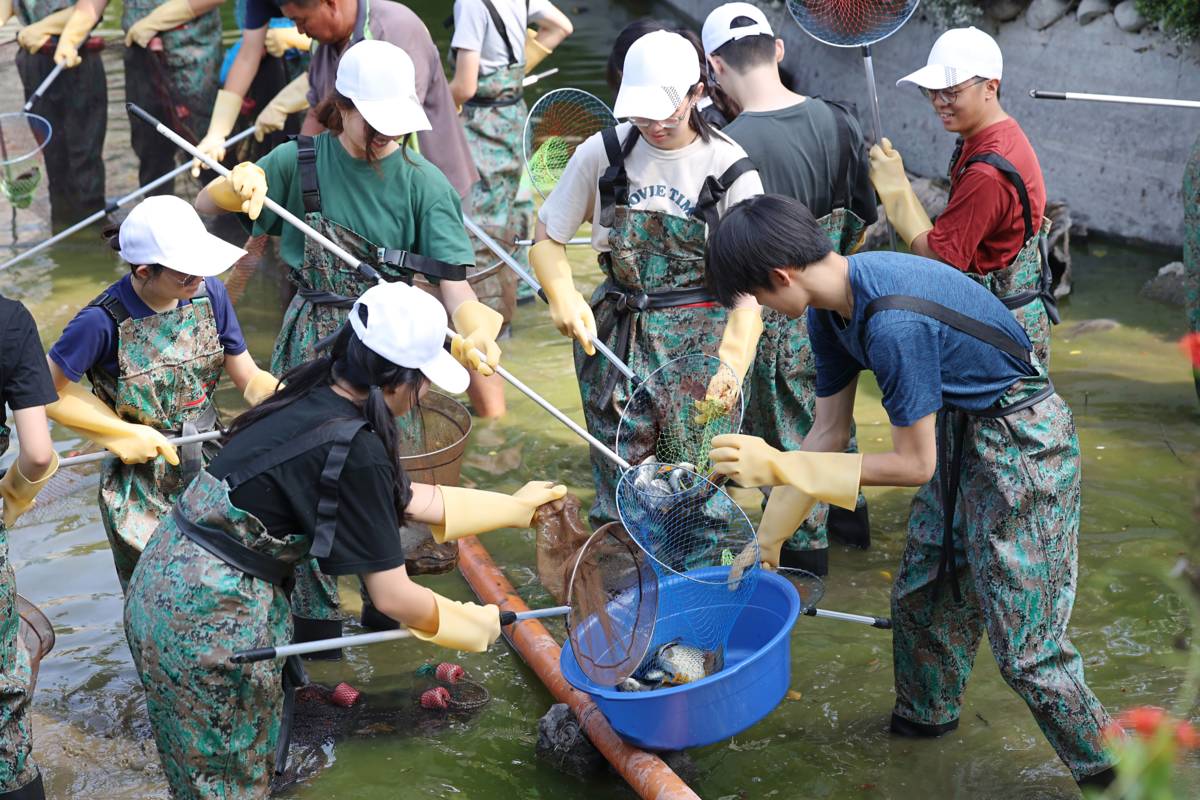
[659,0,1200,247]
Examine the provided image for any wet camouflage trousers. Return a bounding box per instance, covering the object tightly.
[1183,133,1200,397]
[975,221,1053,368]
[891,391,1113,780]
[0,523,39,796]
[125,471,307,798]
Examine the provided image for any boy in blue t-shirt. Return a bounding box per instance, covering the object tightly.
[703,194,1115,790]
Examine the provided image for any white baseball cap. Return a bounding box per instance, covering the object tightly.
[335,39,432,138]
[119,195,246,277]
[897,26,1003,91]
[613,30,701,121]
[348,282,469,395]
[702,2,774,56]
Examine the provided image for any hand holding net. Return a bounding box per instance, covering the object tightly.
[524,88,616,200]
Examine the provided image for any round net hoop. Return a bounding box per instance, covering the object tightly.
[0,113,52,209]
[785,0,921,48]
[524,88,616,200]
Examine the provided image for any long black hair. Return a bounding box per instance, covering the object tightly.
[225,307,426,520]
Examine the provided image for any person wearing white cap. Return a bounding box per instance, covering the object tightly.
[701,2,878,574]
[123,280,567,798]
[531,28,762,530]
[198,38,508,645]
[870,26,1057,367]
[43,195,279,592]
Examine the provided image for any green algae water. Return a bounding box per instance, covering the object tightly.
[1,2,1198,796]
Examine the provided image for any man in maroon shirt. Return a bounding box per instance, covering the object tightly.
[869,26,1057,366]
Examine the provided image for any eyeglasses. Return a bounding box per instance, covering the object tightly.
[920,77,987,105]
[164,268,203,287]
[629,96,694,130]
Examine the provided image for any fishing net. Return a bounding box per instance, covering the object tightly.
[776,567,825,613]
[786,0,922,47]
[524,88,616,200]
[615,354,744,475]
[17,595,53,693]
[534,492,591,605]
[616,464,759,662]
[0,113,51,209]
[565,522,659,687]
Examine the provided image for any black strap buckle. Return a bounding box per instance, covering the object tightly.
[606,288,649,313]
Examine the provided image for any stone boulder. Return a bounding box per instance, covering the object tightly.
[536,704,606,778]
[1113,0,1147,32]
[985,0,1029,23]
[1026,0,1074,30]
[1140,261,1186,307]
[1076,0,1113,24]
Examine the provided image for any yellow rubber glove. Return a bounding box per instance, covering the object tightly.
[264,26,312,57]
[191,90,244,178]
[530,239,595,355]
[254,73,309,142]
[0,452,59,528]
[125,0,196,49]
[704,306,763,411]
[409,593,501,652]
[756,486,819,568]
[46,383,180,466]
[242,369,281,407]
[868,137,933,246]
[524,28,552,74]
[17,6,72,54]
[50,4,96,67]
[205,161,268,220]
[431,481,568,543]
[708,433,861,510]
[0,0,13,27]
[449,300,503,376]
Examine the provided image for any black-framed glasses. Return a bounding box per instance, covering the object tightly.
[920,77,987,105]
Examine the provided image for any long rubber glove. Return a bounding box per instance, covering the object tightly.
[868,137,933,246]
[205,161,268,220]
[50,4,96,67]
[431,481,567,543]
[0,452,59,528]
[0,0,12,27]
[191,90,244,178]
[409,593,501,652]
[524,28,552,73]
[708,433,861,511]
[16,6,72,54]
[46,383,180,466]
[255,73,309,142]
[242,368,281,407]
[449,300,503,376]
[704,306,763,411]
[265,26,312,57]
[125,0,196,49]
[529,239,595,355]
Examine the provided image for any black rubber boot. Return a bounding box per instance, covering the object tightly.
[827,499,871,549]
[780,546,829,576]
[0,773,44,800]
[360,602,401,632]
[889,713,959,737]
[291,615,343,661]
[1076,766,1117,791]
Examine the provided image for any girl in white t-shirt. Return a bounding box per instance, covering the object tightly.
[530,29,763,529]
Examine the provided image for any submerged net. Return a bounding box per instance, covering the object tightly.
[524,88,616,200]
[786,0,921,47]
[0,113,51,209]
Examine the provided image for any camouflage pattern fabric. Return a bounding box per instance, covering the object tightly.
[459,64,531,325]
[974,218,1054,368]
[1183,133,1200,400]
[122,0,221,191]
[91,298,224,592]
[891,379,1114,780]
[124,470,308,798]
[578,207,725,530]
[743,210,869,553]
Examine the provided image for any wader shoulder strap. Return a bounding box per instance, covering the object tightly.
[864,294,1031,364]
[376,248,469,282]
[296,135,322,214]
[480,0,519,67]
[597,126,634,227]
[87,291,132,327]
[692,157,758,230]
[955,151,1035,243]
[824,100,855,211]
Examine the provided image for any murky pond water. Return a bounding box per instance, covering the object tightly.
[1,1,1198,797]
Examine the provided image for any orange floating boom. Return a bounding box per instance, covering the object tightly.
[456,536,701,800]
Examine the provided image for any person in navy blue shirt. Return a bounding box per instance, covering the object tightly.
[704,194,1116,790]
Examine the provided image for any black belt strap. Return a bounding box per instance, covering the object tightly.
[692,156,757,231]
[864,295,1032,364]
[295,284,357,308]
[463,93,523,108]
[297,135,321,215]
[174,507,294,587]
[376,248,468,282]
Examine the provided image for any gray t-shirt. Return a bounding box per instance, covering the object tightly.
[451,0,555,74]
[306,0,479,199]
[723,98,878,227]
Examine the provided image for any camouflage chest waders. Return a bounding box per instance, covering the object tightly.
[578,126,755,529]
[123,417,365,799]
[122,0,221,192]
[0,425,44,800]
[457,1,532,324]
[949,147,1059,367]
[269,137,464,643]
[86,288,224,593]
[874,295,1113,782]
[1183,133,1200,401]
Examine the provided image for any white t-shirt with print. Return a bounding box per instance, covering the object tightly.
[451,0,555,74]
[538,122,764,252]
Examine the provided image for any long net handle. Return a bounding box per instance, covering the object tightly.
[56,430,223,468]
[860,45,897,251]
[1030,89,1200,109]
[22,62,64,114]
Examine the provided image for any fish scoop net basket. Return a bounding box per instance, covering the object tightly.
[0,113,51,209]
[786,0,921,47]
[616,463,760,661]
[524,88,616,200]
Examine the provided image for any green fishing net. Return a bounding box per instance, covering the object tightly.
[0,113,51,210]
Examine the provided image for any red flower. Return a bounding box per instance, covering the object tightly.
[1118,706,1168,738]
[1176,720,1199,751]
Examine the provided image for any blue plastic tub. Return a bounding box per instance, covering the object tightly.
[560,569,800,750]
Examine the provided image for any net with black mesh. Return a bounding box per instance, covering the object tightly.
[0,112,51,209]
[786,0,921,47]
[615,354,744,475]
[524,88,616,200]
